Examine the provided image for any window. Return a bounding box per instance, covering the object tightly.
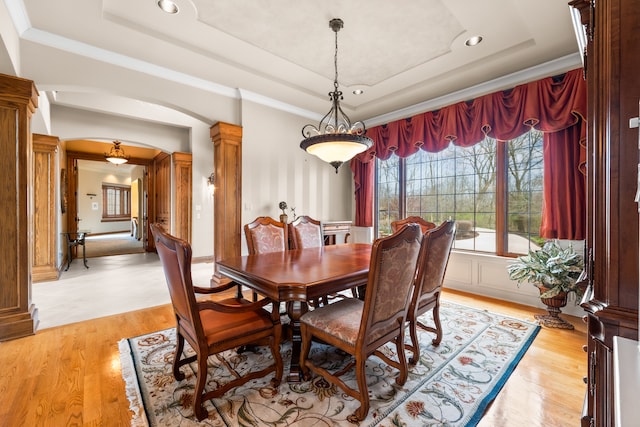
[376,129,544,255]
[102,183,131,221]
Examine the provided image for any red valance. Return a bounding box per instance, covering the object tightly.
[351,68,587,241]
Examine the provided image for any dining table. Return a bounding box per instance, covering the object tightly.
[217,243,372,382]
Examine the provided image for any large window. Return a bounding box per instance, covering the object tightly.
[376,129,544,255]
[102,183,131,221]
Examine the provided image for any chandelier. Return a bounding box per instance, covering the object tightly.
[105,140,129,165]
[300,18,373,173]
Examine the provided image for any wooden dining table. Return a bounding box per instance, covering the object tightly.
[217,243,372,381]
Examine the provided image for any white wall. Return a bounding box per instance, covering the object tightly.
[240,99,354,254]
[187,123,214,258]
[0,0,19,76]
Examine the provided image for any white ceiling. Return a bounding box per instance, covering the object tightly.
[3,0,582,131]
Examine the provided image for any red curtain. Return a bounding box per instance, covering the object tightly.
[539,124,586,240]
[351,68,587,240]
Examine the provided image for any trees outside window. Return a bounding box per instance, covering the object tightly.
[376,129,543,255]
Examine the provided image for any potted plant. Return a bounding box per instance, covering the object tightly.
[507,240,584,329]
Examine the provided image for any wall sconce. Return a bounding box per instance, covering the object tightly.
[86,193,97,199]
[207,173,215,195]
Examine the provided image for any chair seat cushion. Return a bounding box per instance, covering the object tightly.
[300,298,363,346]
[200,298,274,346]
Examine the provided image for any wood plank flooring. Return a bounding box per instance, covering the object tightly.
[0,289,587,426]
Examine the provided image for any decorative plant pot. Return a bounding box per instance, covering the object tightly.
[534,285,574,329]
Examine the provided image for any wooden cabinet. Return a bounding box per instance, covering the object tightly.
[569,1,640,426]
[322,221,352,245]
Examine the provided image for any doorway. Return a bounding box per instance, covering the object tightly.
[76,159,146,257]
[66,140,159,260]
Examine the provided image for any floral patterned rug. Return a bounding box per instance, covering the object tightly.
[119,301,539,426]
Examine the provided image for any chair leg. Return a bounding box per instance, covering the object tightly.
[348,356,370,423]
[432,302,443,346]
[394,333,409,386]
[193,354,209,421]
[270,328,283,387]
[299,326,312,381]
[173,333,186,380]
[408,317,420,365]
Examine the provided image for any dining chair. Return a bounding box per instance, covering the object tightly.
[243,216,289,301]
[245,216,289,254]
[299,223,423,423]
[288,215,330,306]
[150,223,283,421]
[405,220,456,365]
[289,215,359,305]
[391,215,437,234]
[288,215,323,249]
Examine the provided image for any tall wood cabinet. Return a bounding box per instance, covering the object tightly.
[569,1,640,426]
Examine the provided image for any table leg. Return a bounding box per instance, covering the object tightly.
[65,241,72,271]
[81,240,89,269]
[286,300,308,382]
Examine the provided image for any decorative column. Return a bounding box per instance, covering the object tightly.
[172,152,192,242]
[0,73,39,340]
[210,122,242,286]
[32,134,60,282]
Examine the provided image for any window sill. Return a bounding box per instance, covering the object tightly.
[101,218,131,223]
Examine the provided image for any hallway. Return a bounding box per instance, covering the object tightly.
[33,253,216,330]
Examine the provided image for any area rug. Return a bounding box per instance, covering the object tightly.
[119,302,539,426]
[85,232,145,258]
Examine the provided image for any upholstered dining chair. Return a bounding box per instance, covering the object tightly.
[405,220,456,365]
[391,215,437,234]
[288,215,323,249]
[245,216,288,254]
[150,223,283,421]
[243,216,289,301]
[289,215,358,305]
[288,216,330,306]
[299,224,423,423]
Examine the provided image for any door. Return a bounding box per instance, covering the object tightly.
[153,152,171,233]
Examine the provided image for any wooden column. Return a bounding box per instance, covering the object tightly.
[32,134,60,282]
[172,152,192,242]
[210,122,242,285]
[0,73,39,340]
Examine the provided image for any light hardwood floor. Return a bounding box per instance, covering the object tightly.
[0,288,587,426]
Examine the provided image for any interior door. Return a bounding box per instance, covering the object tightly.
[153,152,171,233]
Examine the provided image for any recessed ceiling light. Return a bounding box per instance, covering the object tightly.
[353,89,364,95]
[465,35,483,47]
[158,0,179,14]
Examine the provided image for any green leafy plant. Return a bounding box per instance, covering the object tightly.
[507,241,584,300]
